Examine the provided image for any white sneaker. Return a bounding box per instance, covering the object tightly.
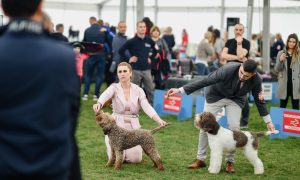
[93,95,98,101]
[240,125,248,129]
[82,94,88,101]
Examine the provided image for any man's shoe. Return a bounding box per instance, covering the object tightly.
[226,162,235,173]
[82,94,88,101]
[187,159,206,169]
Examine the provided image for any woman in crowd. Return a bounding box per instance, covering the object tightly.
[275,33,300,109]
[195,31,216,75]
[162,26,176,59]
[93,62,168,163]
[271,33,285,64]
[150,26,170,89]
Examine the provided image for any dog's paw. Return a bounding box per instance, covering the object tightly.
[158,167,164,171]
[208,166,212,172]
[254,168,264,175]
[114,166,121,170]
[105,163,114,167]
[208,167,220,174]
[208,169,220,174]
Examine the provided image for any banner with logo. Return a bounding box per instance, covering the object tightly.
[262,83,273,100]
[283,111,300,134]
[163,94,182,112]
[153,89,193,121]
[270,107,300,139]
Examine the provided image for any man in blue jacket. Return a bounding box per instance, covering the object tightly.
[110,21,130,75]
[0,0,80,179]
[82,16,111,101]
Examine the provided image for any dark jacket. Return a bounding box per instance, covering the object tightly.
[0,19,80,177]
[183,62,268,116]
[112,33,130,64]
[51,32,69,42]
[162,34,175,51]
[119,35,157,70]
[83,24,111,53]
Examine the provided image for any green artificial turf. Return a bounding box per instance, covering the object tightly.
[77,86,300,180]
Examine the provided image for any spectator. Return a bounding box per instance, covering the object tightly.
[73,42,89,82]
[221,24,250,63]
[111,21,130,77]
[221,23,251,129]
[179,28,189,59]
[150,26,170,89]
[51,23,69,42]
[249,34,260,60]
[97,19,115,87]
[51,24,69,43]
[41,12,54,33]
[162,26,176,59]
[82,16,111,101]
[275,33,300,109]
[119,21,157,104]
[196,31,216,67]
[212,29,225,69]
[181,28,189,48]
[271,33,285,65]
[207,25,214,32]
[0,0,81,179]
[142,17,153,36]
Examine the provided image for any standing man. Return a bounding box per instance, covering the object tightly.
[82,16,111,101]
[119,21,157,104]
[167,60,275,173]
[221,23,251,128]
[110,21,130,79]
[0,0,81,179]
[51,23,69,42]
[221,23,250,63]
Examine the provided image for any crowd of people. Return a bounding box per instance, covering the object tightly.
[1,0,299,178]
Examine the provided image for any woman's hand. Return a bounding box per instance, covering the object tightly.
[93,103,101,113]
[152,115,168,126]
[279,53,286,62]
[157,119,168,126]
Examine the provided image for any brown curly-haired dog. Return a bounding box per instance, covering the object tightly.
[95,111,165,170]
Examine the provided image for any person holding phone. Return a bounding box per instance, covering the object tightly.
[275,33,300,109]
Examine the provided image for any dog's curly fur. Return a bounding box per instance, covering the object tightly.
[195,112,266,174]
[95,111,165,170]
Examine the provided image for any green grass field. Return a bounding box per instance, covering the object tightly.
[77,87,300,180]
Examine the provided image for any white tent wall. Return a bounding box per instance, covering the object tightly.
[1,0,299,55]
[41,0,300,46]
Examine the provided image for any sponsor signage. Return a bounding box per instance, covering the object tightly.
[163,94,182,112]
[262,83,272,100]
[283,111,300,134]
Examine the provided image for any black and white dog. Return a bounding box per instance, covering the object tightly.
[195,112,275,174]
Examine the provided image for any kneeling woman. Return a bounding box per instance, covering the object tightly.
[93,62,168,163]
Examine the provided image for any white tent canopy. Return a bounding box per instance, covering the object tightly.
[1,0,300,71]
